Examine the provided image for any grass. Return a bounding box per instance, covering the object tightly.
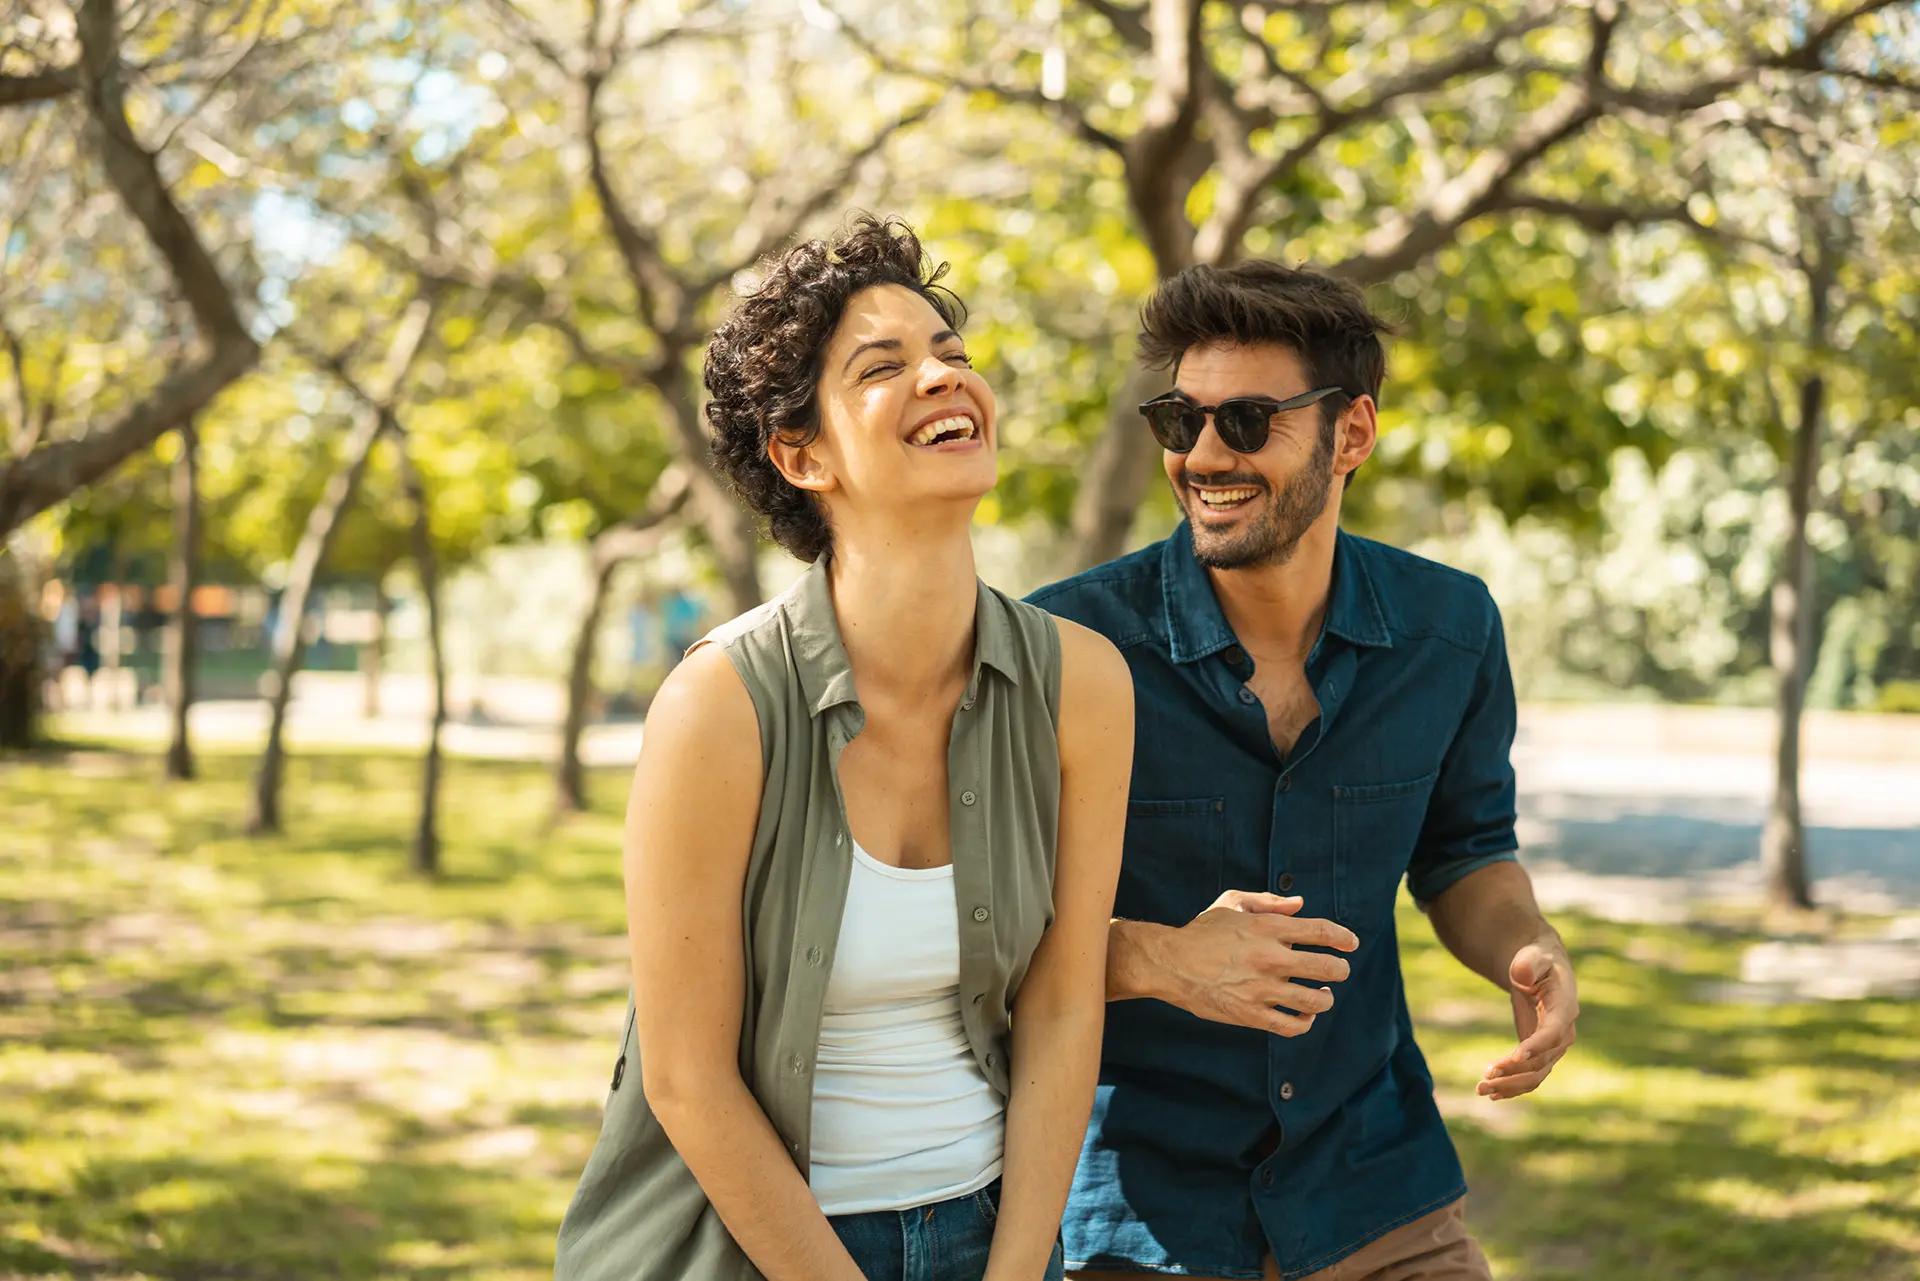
[2,744,1917,1280]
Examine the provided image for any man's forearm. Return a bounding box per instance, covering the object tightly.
[1106,918,1176,1002]
[1426,859,1561,991]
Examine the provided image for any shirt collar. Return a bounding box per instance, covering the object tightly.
[1158,523,1392,664]
[782,555,1021,718]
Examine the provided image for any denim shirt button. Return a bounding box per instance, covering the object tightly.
[1238,687,1258,705]
[1259,1167,1276,1189]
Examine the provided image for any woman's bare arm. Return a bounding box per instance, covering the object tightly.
[624,645,863,1281]
[987,621,1133,1281]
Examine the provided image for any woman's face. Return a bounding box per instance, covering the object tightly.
[774,284,998,524]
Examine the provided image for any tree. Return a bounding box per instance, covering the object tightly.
[163,416,200,778]
[249,298,434,835]
[553,463,689,817]
[840,0,1916,570]
[0,0,266,536]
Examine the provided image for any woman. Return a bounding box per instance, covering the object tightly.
[554,215,1133,1281]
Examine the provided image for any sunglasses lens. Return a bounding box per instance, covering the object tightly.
[1214,400,1271,452]
[1144,404,1202,451]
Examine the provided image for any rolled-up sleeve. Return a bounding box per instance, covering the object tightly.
[1407,590,1520,905]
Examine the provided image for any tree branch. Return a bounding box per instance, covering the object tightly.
[0,0,261,536]
[699,99,943,292]
[0,68,75,107]
[591,461,692,569]
[830,6,1125,154]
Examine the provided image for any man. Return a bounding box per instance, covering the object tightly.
[1029,261,1579,1280]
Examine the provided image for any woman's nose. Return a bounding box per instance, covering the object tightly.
[916,355,961,395]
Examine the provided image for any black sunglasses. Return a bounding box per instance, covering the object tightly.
[1139,386,1349,453]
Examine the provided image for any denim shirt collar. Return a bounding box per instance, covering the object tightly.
[783,554,1022,718]
[1159,522,1393,664]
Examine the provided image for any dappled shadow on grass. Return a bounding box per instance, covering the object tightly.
[5,1150,563,1281]
[1455,1104,1920,1281]
[1400,910,1920,1280]
[1,748,629,1278]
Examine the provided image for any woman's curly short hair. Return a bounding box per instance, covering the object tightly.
[704,214,967,563]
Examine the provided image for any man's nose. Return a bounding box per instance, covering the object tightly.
[1182,413,1239,472]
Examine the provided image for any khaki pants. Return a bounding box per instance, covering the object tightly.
[1070,1198,1491,1281]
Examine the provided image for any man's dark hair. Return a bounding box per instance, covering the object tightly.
[1138,260,1394,429]
[704,214,966,563]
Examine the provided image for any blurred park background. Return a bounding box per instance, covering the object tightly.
[3,0,1919,1277]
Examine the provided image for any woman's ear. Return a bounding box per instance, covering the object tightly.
[768,432,836,494]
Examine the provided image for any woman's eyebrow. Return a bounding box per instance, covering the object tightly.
[842,338,901,373]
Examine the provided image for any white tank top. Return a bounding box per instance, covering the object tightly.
[807,843,1006,1214]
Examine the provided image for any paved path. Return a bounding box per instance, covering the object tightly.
[49,681,1920,913]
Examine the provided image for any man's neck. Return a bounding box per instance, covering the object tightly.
[1207,512,1340,664]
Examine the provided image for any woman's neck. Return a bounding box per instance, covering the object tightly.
[828,529,979,702]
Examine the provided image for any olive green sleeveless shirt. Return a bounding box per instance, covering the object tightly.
[554,556,1063,1280]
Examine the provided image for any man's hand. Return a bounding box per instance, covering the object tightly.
[1477,939,1578,1100]
[1117,891,1358,1037]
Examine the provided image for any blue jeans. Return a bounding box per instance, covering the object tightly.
[830,1179,1065,1281]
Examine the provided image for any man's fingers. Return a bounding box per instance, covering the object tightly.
[1477,1066,1550,1099]
[1486,1040,1570,1080]
[1216,891,1305,917]
[1247,1005,1317,1038]
[1273,948,1352,984]
[1266,983,1335,1017]
[1253,913,1360,953]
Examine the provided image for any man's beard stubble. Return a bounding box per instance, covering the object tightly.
[1183,422,1336,571]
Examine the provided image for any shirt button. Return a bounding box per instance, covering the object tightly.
[806,946,823,965]
[834,832,845,847]
[789,1055,804,1074]
[984,1052,997,1069]
[973,906,991,923]
[1259,1167,1275,1189]
[1224,645,1246,666]
[1279,775,1292,793]
[962,697,975,711]
[961,790,977,806]
[1276,873,1294,893]
[1238,687,1257,705]
[790,1140,802,1154]
[971,992,984,1005]
[1280,1081,1295,1102]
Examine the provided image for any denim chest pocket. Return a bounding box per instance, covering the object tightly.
[1332,772,1438,928]
[1115,798,1225,928]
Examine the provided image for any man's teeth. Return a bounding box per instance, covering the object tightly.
[909,415,976,446]
[1197,487,1259,507]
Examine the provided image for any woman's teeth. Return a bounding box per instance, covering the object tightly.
[909,415,977,446]
[1197,487,1259,508]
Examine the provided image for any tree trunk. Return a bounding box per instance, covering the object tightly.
[362,580,388,719]
[556,556,619,817]
[163,419,200,779]
[0,548,38,751]
[553,468,690,817]
[248,404,388,834]
[398,441,446,877]
[1057,360,1172,576]
[655,359,762,613]
[1761,366,1824,912]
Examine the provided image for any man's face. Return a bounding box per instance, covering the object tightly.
[1161,342,1342,570]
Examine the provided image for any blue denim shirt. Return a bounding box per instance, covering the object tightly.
[1028,523,1519,1279]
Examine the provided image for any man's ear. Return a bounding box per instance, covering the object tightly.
[768,431,836,494]
[1333,395,1378,480]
